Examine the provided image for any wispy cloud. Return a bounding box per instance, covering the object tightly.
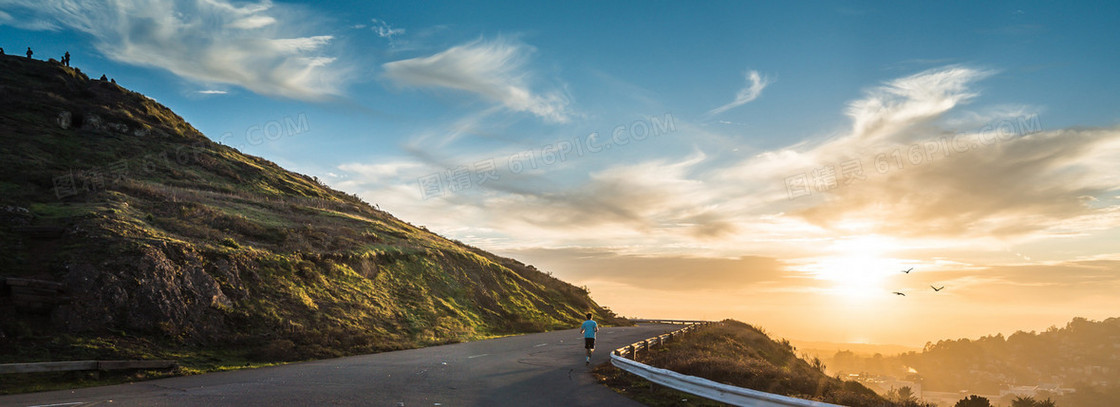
[467,151,732,239]
[847,65,992,141]
[196,90,228,95]
[371,18,405,43]
[228,14,276,30]
[344,65,1120,262]
[707,70,771,116]
[691,65,1120,244]
[382,38,571,123]
[338,161,426,180]
[931,260,1120,303]
[0,0,347,100]
[0,7,59,30]
[505,248,790,291]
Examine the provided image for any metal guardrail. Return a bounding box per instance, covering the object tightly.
[613,321,708,360]
[629,319,711,325]
[611,321,844,407]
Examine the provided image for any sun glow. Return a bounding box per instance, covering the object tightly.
[803,235,905,300]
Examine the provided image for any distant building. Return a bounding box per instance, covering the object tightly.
[853,373,922,398]
[999,383,1075,398]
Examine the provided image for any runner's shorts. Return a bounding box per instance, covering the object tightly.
[585,337,595,349]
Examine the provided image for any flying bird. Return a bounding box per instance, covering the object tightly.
[901,268,913,274]
[892,291,906,296]
[931,285,945,292]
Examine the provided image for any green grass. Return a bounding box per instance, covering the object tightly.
[0,54,630,394]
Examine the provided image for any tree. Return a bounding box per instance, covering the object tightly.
[1012,395,1059,407]
[955,395,992,407]
[890,386,917,403]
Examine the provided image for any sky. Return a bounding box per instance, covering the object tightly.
[3,0,1119,347]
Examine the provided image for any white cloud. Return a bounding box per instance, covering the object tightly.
[382,39,570,123]
[0,0,346,100]
[707,70,771,116]
[391,66,1118,260]
[847,65,993,141]
[0,7,60,30]
[196,89,228,95]
[338,161,426,180]
[371,18,404,41]
[229,15,276,30]
[480,152,729,238]
[713,65,1120,243]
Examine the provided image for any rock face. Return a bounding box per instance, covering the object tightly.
[57,111,72,129]
[82,113,103,131]
[2,206,33,227]
[56,245,235,339]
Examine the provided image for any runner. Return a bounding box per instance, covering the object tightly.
[580,312,598,365]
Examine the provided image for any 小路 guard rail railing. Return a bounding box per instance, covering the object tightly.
[612,320,844,407]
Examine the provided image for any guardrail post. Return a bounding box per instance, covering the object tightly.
[611,320,846,407]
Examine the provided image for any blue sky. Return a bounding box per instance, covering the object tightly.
[4,0,1120,345]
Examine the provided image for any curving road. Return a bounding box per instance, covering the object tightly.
[0,324,676,406]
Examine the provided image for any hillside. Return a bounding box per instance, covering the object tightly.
[0,54,623,388]
[826,317,1120,406]
[597,320,932,407]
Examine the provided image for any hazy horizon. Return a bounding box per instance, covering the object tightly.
[3,1,1118,348]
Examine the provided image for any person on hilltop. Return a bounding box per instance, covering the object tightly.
[63,51,70,66]
[1,47,5,55]
[580,312,599,366]
[26,47,33,59]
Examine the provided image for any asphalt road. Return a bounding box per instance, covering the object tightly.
[0,324,677,407]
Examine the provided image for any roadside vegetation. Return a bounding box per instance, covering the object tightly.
[596,320,934,407]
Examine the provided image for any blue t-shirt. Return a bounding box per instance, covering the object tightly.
[581,320,598,338]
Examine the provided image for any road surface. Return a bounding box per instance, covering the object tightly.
[0,324,677,406]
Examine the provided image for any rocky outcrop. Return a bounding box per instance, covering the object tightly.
[57,111,72,129]
[56,244,239,341]
[59,111,150,137]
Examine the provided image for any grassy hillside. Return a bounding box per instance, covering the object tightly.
[597,320,931,407]
[0,54,623,392]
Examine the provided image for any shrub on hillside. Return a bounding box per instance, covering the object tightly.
[632,320,933,407]
[251,339,296,362]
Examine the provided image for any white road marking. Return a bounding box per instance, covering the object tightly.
[467,354,489,359]
[26,403,86,407]
[533,343,548,347]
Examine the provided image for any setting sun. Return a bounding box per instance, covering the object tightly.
[800,235,907,300]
